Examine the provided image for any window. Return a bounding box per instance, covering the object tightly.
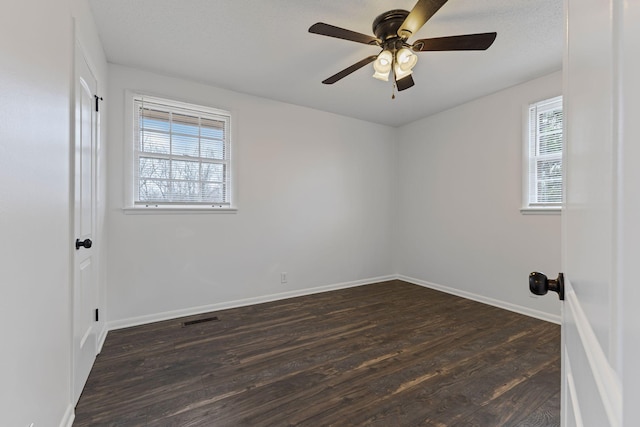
[126,93,233,211]
[523,96,563,213]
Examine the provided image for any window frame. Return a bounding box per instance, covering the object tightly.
[521,95,563,215]
[123,91,236,214]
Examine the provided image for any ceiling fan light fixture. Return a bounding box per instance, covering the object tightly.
[396,47,418,71]
[372,49,393,81]
[393,47,417,80]
[394,62,413,80]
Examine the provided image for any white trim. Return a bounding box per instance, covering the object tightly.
[123,90,237,211]
[398,274,561,324]
[58,404,74,427]
[565,285,622,426]
[107,274,560,331]
[520,207,562,215]
[123,206,238,214]
[522,95,564,211]
[107,275,396,330]
[97,323,108,353]
[123,89,135,209]
[522,102,532,210]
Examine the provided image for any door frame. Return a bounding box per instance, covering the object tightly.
[617,0,640,424]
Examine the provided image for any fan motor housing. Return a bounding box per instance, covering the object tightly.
[373,9,409,41]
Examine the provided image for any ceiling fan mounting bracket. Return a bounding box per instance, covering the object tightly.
[372,9,410,41]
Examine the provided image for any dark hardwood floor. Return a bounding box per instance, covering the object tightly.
[74,280,560,426]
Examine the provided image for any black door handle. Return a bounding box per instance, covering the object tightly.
[529,272,564,300]
[75,238,93,250]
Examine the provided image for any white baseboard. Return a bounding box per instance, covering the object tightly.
[59,404,74,427]
[107,273,559,331]
[97,322,108,353]
[107,275,396,331]
[397,274,561,324]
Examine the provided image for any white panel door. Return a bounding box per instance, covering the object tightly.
[561,0,640,425]
[73,43,98,405]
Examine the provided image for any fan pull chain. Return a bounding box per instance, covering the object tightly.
[392,82,396,100]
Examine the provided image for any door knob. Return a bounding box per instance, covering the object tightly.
[529,272,564,300]
[75,238,93,250]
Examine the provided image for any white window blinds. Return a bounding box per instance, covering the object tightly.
[526,96,563,208]
[133,96,231,207]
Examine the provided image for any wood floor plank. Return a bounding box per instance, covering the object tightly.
[74,280,560,426]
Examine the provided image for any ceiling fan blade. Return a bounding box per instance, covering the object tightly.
[396,74,415,91]
[309,23,379,45]
[413,32,497,51]
[398,0,448,39]
[322,56,378,84]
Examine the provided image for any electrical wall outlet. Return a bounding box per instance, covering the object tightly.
[281,272,287,284]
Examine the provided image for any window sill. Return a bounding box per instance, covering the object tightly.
[123,206,238,215]
[520,207,561,215]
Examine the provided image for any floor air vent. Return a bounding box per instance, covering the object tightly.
[182,316,219,327]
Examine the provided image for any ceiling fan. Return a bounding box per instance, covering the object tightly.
[309,0,497,92]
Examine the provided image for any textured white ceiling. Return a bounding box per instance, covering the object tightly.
[88,0,563,127]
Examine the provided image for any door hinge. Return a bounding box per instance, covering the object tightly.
[95,308,99,322]
[94,95,103,112]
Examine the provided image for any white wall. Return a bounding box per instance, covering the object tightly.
[106,65,395,326]
[0,0,72,422]
[106,66,563,326]
[395,72,563,320]
[0,0,107,425]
